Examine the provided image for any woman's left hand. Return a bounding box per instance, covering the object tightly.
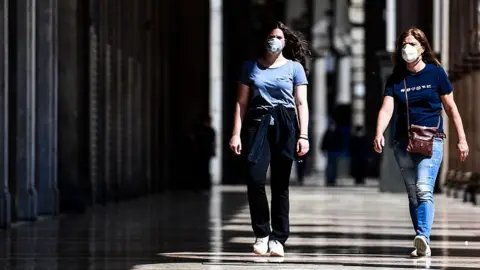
[297,138,310,156]
[457,139,469,162]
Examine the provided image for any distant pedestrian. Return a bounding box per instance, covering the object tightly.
[349,125,368,185]
[320,120,343,186]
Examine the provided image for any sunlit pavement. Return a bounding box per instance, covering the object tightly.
[1,178,480,269]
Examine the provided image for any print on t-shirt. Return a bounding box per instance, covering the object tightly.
[401,84,432,92]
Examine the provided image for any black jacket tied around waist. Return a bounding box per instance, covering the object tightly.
[246,105,300,164]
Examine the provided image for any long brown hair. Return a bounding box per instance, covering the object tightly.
[256,21,311,74]
[392,27,441,70]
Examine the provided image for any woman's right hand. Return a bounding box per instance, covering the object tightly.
[374,96,394,154]
[229,135,242,155]
[373,134,385,153]
[457,139,469,162]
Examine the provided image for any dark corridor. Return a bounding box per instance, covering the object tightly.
[0,0,211,227]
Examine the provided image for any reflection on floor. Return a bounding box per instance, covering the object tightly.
[1,179,480,269]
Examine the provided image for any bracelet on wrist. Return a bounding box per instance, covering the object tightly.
[299,136,309,141]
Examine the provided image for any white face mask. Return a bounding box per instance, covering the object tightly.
[266,38,283,54]
[401,44,419,63]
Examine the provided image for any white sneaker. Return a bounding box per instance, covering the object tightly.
[413,236,432,257]
[268,240,285,257]
[410,249,418,257]
[410,249,420,257]
[253,236,269,255]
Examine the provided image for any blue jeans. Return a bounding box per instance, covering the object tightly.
[393,138,443,243]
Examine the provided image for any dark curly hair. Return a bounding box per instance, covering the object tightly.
[392,27,441,73]
[257,21,311,74]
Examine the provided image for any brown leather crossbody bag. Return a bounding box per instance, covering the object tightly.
[404,79,440,158]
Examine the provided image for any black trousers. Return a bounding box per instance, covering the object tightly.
[242,121,293,245]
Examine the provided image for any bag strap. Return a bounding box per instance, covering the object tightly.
[403,79,410,129]
[404,79,441,129]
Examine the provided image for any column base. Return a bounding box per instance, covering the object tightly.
[16,187,38,221]
[0,190,11,228]
[38,187,59,216]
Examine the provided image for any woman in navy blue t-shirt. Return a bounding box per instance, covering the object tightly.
[374,27,469,257]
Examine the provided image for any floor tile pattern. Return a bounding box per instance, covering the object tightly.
[1,179,480,269]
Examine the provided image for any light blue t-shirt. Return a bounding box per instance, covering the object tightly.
[239,59,308,112]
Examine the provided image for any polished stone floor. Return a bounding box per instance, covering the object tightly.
[1,178,480,269]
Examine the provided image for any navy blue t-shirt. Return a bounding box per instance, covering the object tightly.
[384,64,453,141]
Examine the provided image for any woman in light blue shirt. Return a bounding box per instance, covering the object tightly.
[228,21,310,257]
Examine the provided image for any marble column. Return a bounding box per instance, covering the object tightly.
[103,0,115,201]
[15,0,38,220]
[468,0,480,176]
[142,0,153,194]
[350,0,365,127]
[0,0,11,227]
[438,0,450,187]
[463,73,473,172]
[209,0,223,185]
[311,0,331,172]
[378,0,404,193]
[336,57,352,105]
[57,0,90,212]
[472,70,480,173]
[35,0,59,215]
[159,0,170,190]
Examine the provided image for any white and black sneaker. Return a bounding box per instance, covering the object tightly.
[413,236,432,257]
[410,249,431,257]
[268,240,285,257]
[253,236,269,255]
